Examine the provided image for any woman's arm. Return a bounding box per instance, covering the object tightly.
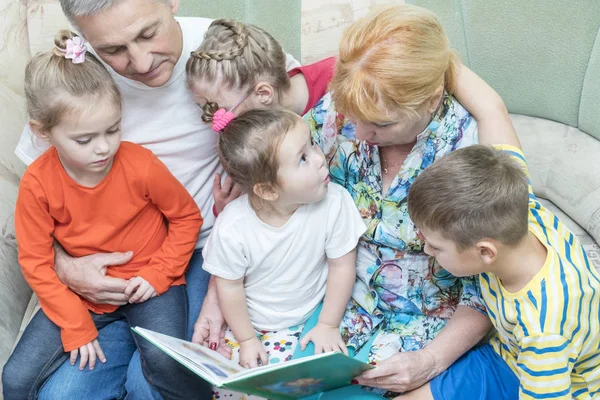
[423,305,492,373]
[454,64,522,149]
[357,306,492,393]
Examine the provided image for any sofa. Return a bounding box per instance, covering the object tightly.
[1,0,599,397]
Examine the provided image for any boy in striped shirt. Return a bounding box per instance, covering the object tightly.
[405,145,600,400]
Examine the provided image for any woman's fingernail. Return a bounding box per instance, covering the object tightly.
[210,342,217,351]
[351,379,359,385]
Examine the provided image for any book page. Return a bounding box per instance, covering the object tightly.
[132,327,244,386]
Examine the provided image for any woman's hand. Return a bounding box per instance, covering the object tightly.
[355,349,438,393]
[191,280,232,358]
[238,336,268,369]
[212,173,243,215]
[69,339,106,371]
[299,322,348,355]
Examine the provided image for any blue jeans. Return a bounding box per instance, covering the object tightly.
[8,249,212,400]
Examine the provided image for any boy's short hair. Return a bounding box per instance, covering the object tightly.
[407,145,529,249]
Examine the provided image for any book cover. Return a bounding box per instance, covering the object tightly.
[132,327,373,399]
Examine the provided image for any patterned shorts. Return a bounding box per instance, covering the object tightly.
[212,325,303,400]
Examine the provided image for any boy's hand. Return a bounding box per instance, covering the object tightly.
[125,277,157,303]
[238,337,268,369]
[70,339,106,370]
[299,322,348,355]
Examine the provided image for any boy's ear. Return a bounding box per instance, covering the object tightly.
[29,120,51,142]
[476,240,498,265]
[254,82,275,107]
[253,182,279,202]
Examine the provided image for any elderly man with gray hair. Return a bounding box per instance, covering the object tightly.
[3,0,299,399]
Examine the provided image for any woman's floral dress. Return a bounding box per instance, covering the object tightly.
[304,92,487,370]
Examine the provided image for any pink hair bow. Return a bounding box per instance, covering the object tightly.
[212,108,236,132]
[64,37,88,64]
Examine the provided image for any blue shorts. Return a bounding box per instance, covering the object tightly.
[430,344,519,400]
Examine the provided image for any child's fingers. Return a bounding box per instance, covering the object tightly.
[70,349,78,366]
[78,345,89,370]
[259,348,268,367]
[124,278,139,298]
[314,343,324,354]
[93,339,106,363]
[87,343,97,370]
[129,281,146,303]
[299,333,311,351]
[339,341,349,355]
[139,287,155,303]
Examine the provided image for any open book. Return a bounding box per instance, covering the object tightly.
[133,327,373,399]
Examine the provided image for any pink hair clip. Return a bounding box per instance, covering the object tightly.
[57,36,88,64]
[212,109,236,132]
[211,89,254,132]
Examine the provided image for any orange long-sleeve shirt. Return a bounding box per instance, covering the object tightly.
[15,142,203,351]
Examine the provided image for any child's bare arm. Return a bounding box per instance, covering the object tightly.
[300,248,357,355]
[215,276,267,368]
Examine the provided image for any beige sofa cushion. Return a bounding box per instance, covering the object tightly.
[512,114,600,246]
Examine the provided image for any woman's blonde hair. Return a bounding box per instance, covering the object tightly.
[218,109,300,208]
[24,29,121,132]
[331,4,458,123]
[186,19,290,123]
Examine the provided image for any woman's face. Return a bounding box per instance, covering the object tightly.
[349,109,432,147]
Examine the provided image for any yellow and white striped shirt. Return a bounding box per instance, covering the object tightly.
[481,145,600,399]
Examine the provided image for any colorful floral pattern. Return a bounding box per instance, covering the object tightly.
[304,92,487,360]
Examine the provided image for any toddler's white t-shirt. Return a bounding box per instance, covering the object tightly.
[202,183,366,331]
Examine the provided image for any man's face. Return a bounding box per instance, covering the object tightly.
[74,0,183,87]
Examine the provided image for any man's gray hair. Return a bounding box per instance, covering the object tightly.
[60,0,168,26]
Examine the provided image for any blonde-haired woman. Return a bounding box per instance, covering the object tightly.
[297,5,521,399]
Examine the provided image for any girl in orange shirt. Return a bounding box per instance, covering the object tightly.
[3,30,207,400]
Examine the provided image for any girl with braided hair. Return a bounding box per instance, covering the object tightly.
[186,18,336,123]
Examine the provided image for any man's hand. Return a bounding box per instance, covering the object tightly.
[212,173,242,215]
[192,285,231,358]
[55,247,133,305]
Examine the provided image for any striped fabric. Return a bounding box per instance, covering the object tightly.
[480,145,600,399]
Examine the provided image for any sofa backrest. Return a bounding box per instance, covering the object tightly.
[409,0,600,139]
[409,0,600,245]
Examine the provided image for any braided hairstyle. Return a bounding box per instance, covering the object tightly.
[186,19,290,122]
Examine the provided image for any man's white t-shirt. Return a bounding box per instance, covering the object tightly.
[202,183,366,331]
[14,17,300,249]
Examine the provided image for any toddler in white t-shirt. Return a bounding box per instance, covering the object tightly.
[202,106,366,370]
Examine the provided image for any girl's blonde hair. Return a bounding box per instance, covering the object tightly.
[24,29,121,131]
[186,19,290,123]
[331,4,458,123]
[217,109,300,207]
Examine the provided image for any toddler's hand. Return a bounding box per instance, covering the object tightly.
[125,277,157,303]
[299,322,348,355]
[70,338,106,370]
[238,336,268,369]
